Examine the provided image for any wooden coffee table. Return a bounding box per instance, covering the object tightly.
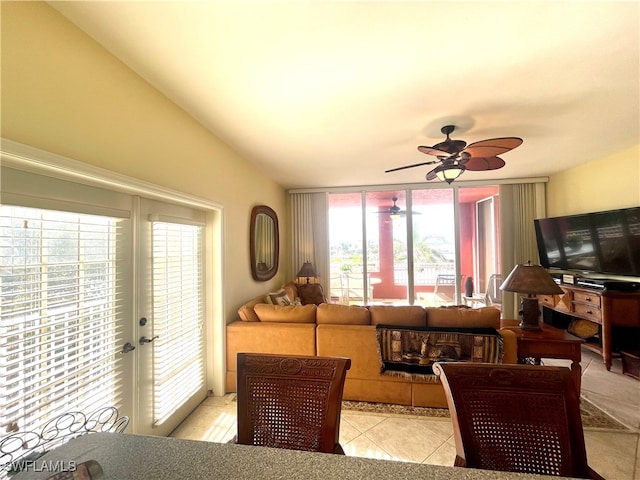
[501,319,585,394]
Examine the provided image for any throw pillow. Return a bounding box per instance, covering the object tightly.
[297,283,327,306]
[265,289,292,306]
[568,319,599,338]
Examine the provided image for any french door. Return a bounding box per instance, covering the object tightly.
[136,198,207,437]
[1,166,209,439]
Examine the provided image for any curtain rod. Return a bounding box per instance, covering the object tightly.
[288,177,549,194]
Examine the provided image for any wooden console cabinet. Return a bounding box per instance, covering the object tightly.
[538,285,640,370]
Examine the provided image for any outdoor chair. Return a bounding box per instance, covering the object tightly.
[484,273,502,308]
[433,274,457,305]
[433,362,604,479]
[342,273,374,304]
[235,353,351,454]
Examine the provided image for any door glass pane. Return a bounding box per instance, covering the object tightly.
[151,221,205,426]
[411,190,456,306]
[367,191,408,305]
[328,193,364,304]
[457,186,501,308]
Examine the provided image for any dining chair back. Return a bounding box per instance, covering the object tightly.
[235,353,351,454]
[433,362,604,479]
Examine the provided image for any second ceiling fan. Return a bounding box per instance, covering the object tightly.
[378,197,420,218]
[386,125,523,184]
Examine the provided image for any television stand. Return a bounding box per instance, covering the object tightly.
[538,284,640,370]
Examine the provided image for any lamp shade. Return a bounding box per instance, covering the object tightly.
[500,262,564,295]
[296,261,318,279]
[433,164,465,184]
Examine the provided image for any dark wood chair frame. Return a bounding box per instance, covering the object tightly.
[433,362,604,479]
[235,353,351,454]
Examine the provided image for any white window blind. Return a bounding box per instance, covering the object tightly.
[0,206,126,433]
[151,221,205,425]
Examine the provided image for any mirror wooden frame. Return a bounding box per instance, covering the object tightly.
[250,205,279,281]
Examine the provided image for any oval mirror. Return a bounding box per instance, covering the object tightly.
[250,205,279,281]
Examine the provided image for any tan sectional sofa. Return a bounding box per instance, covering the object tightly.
[226,282,517,408]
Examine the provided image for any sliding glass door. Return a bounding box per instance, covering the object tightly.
[327,186,500,306]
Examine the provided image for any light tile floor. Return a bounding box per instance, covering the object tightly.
[171,348,640,479]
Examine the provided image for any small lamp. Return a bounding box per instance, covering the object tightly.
[500,261,564,330]
[296,261,318,284]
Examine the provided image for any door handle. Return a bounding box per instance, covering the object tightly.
[139,335,159,345]
[119,342,136,354]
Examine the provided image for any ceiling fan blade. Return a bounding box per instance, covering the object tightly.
[432,139,467,155]
[425,167,439,181]
[385,160,436,173]
[460,156,506,171]
[417,146,452,157]
[463,137,523,157]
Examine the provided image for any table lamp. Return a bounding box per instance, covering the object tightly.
[500,261,564,330]
[296,261,318,284]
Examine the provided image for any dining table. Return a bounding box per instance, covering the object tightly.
[8,432,577,480]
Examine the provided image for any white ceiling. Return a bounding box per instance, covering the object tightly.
[49,1,639,190]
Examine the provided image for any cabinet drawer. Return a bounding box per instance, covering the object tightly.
[538,295,557,308]
[538,294,570,312]
[573,291,601,308]
[574,302,602,323]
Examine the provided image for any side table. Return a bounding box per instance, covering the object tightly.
[500,319,585,394]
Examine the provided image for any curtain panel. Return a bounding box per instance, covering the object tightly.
[499,183,546,319]
[290,193,329,290]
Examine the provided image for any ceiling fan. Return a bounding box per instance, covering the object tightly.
[378,197,418,218]
[385,125,523,184]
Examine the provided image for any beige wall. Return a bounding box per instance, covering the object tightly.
[546,144,640,216]
[1,2,289,323]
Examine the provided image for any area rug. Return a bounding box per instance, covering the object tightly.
[342,397,629,431]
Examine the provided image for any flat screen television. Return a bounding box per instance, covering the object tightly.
[534,206,640,277]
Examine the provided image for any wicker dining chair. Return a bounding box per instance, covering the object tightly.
[433,362,604,479]
[235,353,351,454]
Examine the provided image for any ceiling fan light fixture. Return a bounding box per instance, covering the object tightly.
[433,164,465,184]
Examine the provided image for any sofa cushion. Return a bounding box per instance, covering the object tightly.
[297,283,327,305]
[316,303,371,325]
[369,305,427,327]
[237,295,264,322]
[265,289,292,306]
[253,303,317,323]
[426,306,500,328]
